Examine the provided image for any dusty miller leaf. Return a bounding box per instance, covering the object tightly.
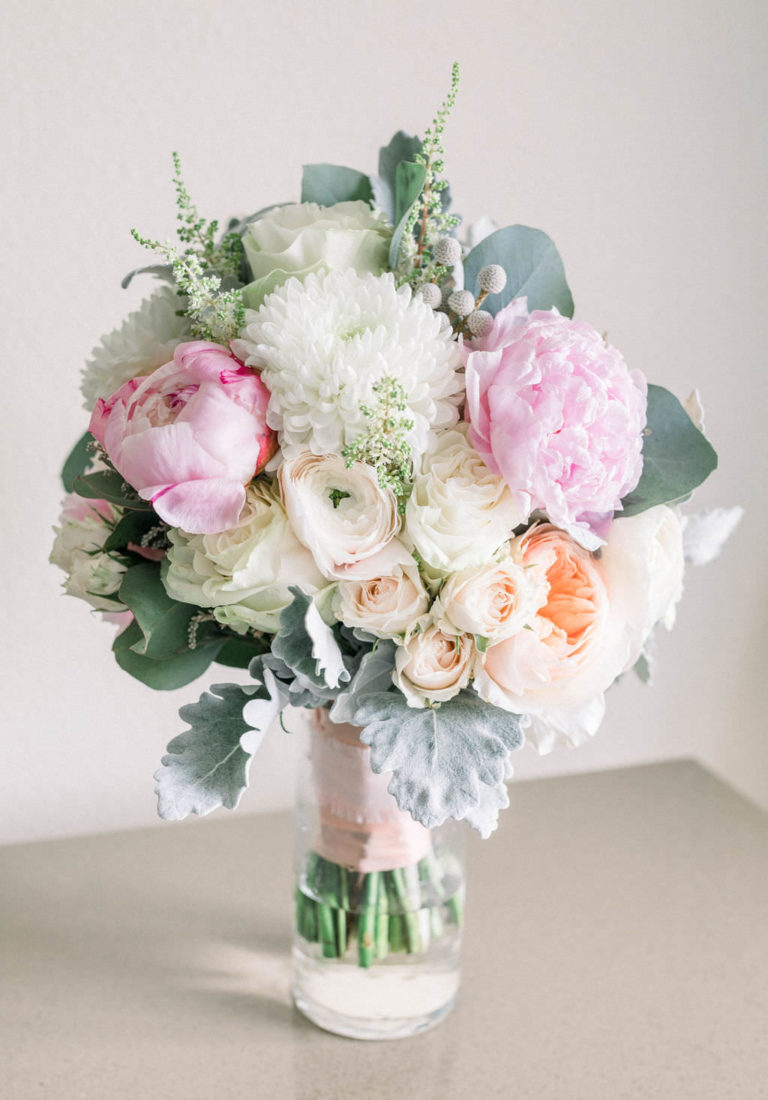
[353,690,524,837]
[155,669,287,820]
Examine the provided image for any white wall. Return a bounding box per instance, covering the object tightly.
[2,0,765,844]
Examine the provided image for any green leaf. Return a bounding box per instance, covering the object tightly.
[120,263,175,290]
[353,690,524,837]
[155,676,282,820]
[72,470,154,510]
[388,161,427,270]
[462,225,574,317]
[618,385,718,517]
[215,635,268,669]
[371,131,422,221]
[119,561,198,659]
[104,511,162,553]
[61,432,94,492]
[300,164,374,206]
[112,619,222,690]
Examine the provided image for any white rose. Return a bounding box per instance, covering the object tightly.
[600,505,685,648]
[433,553,549,643]
[163,480,325,634]
[241,201,391,309]
[279,452,408,580]
[50,495,126,612]
[394,624,475,707]
[333,560,429,639]
[405,424,525,574]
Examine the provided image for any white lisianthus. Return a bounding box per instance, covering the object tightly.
[233,269,463,461]
[50,496,126,612]
[405,424,525,574]
[80,286,191,410]
[162,480,326,634]
[333,560,429,639]
[279,452,409,581]
[393,624,475,707]
[240,201,391,310]
[433,553,549,644]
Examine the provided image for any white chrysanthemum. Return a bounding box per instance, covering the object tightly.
[80,285,191,410]
[232,270,463,459]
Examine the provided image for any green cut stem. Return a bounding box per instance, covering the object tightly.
[357,871,379,968]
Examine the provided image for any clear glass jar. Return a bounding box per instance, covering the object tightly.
[291,708,465,1040]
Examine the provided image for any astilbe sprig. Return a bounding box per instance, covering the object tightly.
[341,376,415,510]
[397,62,462,289]
[131,154,245,345]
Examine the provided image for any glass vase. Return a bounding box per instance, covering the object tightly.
[291,708,465,1040]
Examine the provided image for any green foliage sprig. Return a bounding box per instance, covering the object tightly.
[341,376,414,508]
[397,63,462,288]
[131,154,245,345]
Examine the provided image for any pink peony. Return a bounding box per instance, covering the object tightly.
[463,300,647,549]
[89,341,276,534]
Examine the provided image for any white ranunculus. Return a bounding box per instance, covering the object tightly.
[162,480,326,634]
[433,553,549,643]
[240,201,391,309]
[279,452,409,581]
[333,560,429,639]
[404,424,525,574]
[393,624,475,707]
[600,505,685,647]
[50,496,126,612]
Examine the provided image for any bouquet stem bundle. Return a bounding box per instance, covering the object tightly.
[295,850,463,968]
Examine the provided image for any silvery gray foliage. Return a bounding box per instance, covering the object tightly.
[270,588,351,698]
[155,670,289,820]
[352,691,525,838]
[329,641,397,724]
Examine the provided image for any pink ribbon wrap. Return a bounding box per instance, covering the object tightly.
[310,709,432,873]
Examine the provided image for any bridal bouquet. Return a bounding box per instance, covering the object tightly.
[52,65,734,852]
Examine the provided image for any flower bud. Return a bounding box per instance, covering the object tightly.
[477,264,507,294]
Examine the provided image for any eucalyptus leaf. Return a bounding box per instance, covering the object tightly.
[72,470,153,511]
[618,385,718,518]
[155,679,276,820]
[215,635,268,669]
[119,562,199,660]
[301,164,374,206]
[104,511,162,554]
[462,225,574,317]
[113,619,222,690]
[61,432,94,492]
[353,690,524,837]
[120,263,175,290]
[388,161,427,270]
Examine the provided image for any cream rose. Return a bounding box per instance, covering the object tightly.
[394,625,475,707]
[241,201,391,309]
[405,424,525,574]
[434,553,549,643]
[162,480,325,634]
[473,525,631,735]
[279,452,408,580]
[333,560,429,639]
[50,495,127,613]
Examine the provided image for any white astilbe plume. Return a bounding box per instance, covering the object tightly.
[232,270,463,460]
[80,285,191,410]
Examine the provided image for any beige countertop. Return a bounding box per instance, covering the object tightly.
[2,760,766,1099]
